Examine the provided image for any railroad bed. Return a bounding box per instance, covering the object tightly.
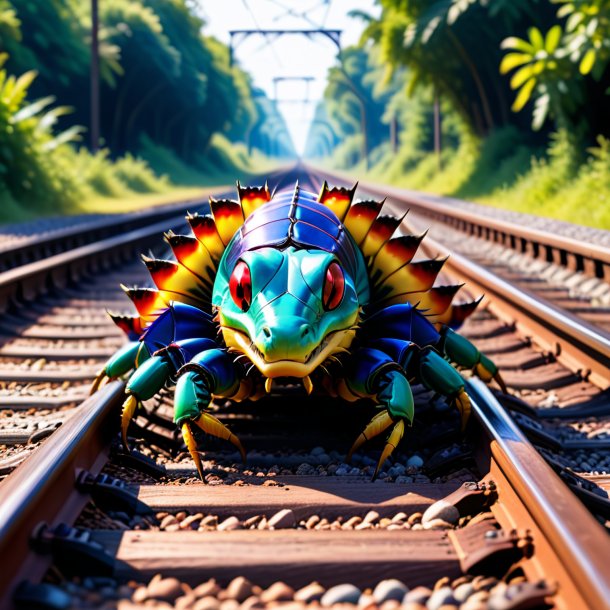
[0,168,609,610]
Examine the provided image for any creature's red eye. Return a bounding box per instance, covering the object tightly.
[229,261,252,311]
[323,262,345,310]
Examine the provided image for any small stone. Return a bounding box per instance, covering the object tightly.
[176,511,188,521]
[180,514,204,530]
[379,601,400,610]
[372,579,408,603]
[218,516,241,531]
[132,587,149,603]
[453,583,474,602]
[225,577,254,602]
[472,576,497,591]
[244,515,263,528]
[362,510,380,524]
[421,500,459,526]
[403,587,431,604]
[294,582,326,603]
[342,516,362,529]
[305,515,320,529]
[160,515,179,529]
[423,518,453,530]
[464,591,489,603]
[176,594,197,610]
[387,523,403,530]
[320,584,361,606]
[193,597,220,610]
[458,601,487,610]
[257,517,268,530]
[354,521,373,530]
[220,600,239,610]
[403,604,427,610]
[358,593,376,609]
[426,586,456,610]
[391,512,407,523]
[239,595,264,610]
[200,515,219,528]
[407,512,422,525]
[434,577,451,591]
[146,577,183,603]
[406,455,424,468]
[268,509,296,529]
[193,580,221,598]
[260,582,295,603]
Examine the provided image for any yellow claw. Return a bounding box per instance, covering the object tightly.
[120,394,138,450]
[454,389,471,431]
[374,419,405,480]
[193,412,247,464]
[493,371,508,394]
[90,370,109,395]
[182,422,205,481]
[347,410,394,463]
[474,361,493,382]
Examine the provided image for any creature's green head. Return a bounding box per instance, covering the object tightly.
[213,246,367,378]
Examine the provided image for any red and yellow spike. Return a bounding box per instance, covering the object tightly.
[429,297,482,328]
[317,181,357,222]
[343,200,384,245]
[142,256,211,307]
[360,214,406,259]
[415,284,464,316]
[108,313,145,337]
[165,232,216,288]
[121,285,168,325]
[210,198,244,245]
[187,213,225,262]
[374,257,448,301]
[369,233,426,287]
[237,181,271,218]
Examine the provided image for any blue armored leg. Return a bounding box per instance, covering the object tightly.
[340,346,415,479]
[440,326,507,392]
[119,337,217,449]
[173,348,245,480]
[90,341,147,394]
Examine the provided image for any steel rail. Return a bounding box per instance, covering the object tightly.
[0,381,125,607]
[0,192,221,273]
[0,217,187,312]
[467,379,610,610]
[421,232,610,389]
[305,165,610,280]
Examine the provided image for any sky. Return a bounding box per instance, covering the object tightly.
[195,0,380,155]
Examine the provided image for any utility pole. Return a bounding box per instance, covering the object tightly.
[434,91,441,171]
[90,0,100,152]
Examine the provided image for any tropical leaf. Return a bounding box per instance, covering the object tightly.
[512,77,536,111]
[11,95,54,123]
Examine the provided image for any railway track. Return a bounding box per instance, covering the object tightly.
[0,168,609,610]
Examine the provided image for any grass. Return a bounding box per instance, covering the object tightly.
[322,128,610,231]
[77,186,216,214]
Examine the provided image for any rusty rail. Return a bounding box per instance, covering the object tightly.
[0,192,222,273]
[0,382,125,607]
[468,379,610,610]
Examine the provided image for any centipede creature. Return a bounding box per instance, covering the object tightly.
[91,181,506,479]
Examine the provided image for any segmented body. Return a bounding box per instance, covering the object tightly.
[94,181,504,478]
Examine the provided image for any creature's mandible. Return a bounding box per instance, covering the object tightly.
[92,181,505,479]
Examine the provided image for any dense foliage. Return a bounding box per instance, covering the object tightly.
[305,0,610,228]
[0,0,293,219]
